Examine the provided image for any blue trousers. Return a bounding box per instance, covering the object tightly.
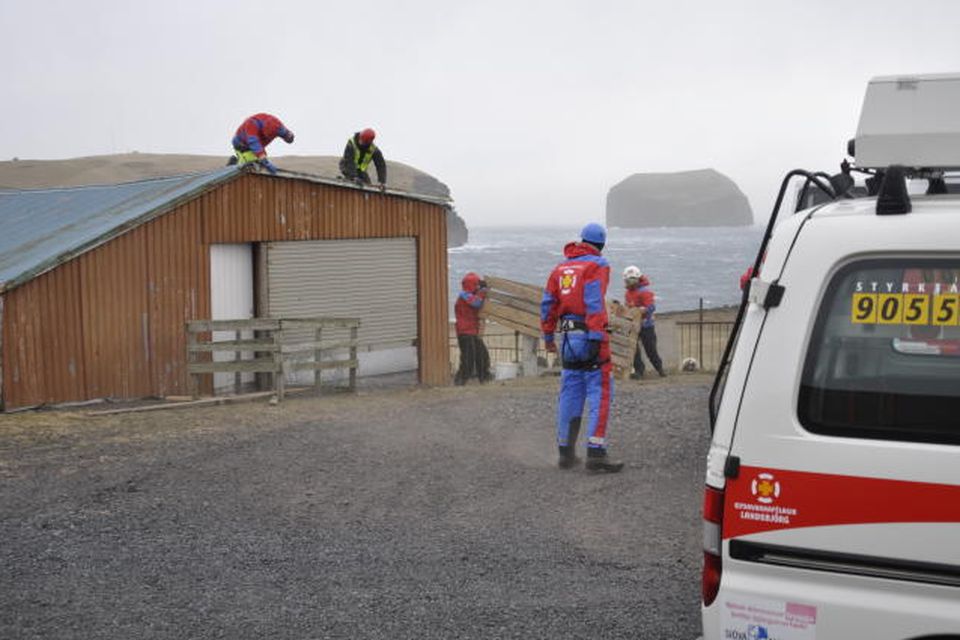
[556,364,614,450]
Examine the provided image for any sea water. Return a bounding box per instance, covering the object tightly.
[448,225,764,313]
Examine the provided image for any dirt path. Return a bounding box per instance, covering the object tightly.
[0,374,712,639]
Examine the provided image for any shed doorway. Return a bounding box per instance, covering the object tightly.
[260,238,419,385]
[210,244,255,393]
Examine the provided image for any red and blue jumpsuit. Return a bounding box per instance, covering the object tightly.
[231,113,292,158]
[454,272,491,384]
[626,275,664,376]
[540,242,613,452]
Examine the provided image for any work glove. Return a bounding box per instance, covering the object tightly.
[259,159,278,174]
[478,279,488,289]
[282,130,295,144]
[544,339,557,354]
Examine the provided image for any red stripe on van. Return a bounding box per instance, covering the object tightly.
[723,466,960,539]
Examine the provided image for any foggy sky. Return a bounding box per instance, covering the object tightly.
[3,0,960,227]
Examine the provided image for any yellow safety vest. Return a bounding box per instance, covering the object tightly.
[349,138,377,172]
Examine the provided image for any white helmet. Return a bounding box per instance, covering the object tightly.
[623,265,642,280]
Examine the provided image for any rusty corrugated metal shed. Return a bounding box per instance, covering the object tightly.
[1,169,451,409]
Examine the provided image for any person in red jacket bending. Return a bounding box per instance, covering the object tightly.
[228,113,295,174]
[454,272,492,385]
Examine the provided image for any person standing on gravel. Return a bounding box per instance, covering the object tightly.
[540,223,623,473]
[454,272,492,385]
[622,266,666,379]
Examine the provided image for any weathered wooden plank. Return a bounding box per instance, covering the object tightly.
[483,276,542,303]
[187,360,279,374]
[486,290,541,316]
[288,359,359,372]
[487,316,541,339]
[281,317,361,329]
[188,319,280,332]
[280,339,359,353]
[480,299,541,332]
[188,339,279,352]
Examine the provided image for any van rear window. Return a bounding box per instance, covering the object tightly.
[798,259,960,445]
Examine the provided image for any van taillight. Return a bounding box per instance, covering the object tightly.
[702,485,724,606]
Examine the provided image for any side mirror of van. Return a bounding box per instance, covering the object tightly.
[829,172,855,198]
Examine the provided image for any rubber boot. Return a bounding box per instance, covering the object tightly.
[558,418,583,469]
[558,445,579,469]
[585,448,624,473]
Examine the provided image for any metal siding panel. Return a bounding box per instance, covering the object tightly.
[145,200,206,397]
[78,225,152,399]
[267,239,417,347]
[3,284,38,406]
[2,258,86,407]
[38,260,85,403]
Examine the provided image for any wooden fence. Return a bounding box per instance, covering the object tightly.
[186,317,360,401]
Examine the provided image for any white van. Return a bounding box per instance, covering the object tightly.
[700,74,960,639]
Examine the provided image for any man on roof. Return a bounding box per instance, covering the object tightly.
[228,113,295,174]
[339,128,387,192]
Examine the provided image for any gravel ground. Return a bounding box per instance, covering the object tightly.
[0,374,713,639]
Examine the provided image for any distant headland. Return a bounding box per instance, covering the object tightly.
[606,168,753,228]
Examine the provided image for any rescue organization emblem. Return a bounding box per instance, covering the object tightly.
[559,269,577,295]
[751,472,781,505]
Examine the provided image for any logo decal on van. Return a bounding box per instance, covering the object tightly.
[725,465,960,539]
[751,472,780,504]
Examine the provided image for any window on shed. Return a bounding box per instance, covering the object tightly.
[798,259,960,445]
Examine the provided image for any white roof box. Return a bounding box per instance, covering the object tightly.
[855,73,960,170]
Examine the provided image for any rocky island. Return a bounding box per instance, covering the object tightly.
[606,168,753,228]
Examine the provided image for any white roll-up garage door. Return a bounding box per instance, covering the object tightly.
[264,238,418,380]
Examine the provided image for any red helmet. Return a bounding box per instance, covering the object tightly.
[358,128,376,145]
[461,272,481,292]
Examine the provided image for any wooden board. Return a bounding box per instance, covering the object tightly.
[479,274,642,379]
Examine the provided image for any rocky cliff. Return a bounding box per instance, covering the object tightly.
[606,168,753,228]
[0,153,470,246]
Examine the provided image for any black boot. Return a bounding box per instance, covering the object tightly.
[585,448,624,473]
[557,418,583,469]
[558,445,580,469]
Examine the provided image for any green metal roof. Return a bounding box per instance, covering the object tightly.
[0,167,240,293]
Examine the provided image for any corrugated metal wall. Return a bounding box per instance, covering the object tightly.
[265,238,418,347]
[1,173,448,409]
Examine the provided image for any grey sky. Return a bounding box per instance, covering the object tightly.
[3,0,960,226]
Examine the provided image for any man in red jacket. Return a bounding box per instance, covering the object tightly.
[541,223,623,473]
[228,113,295,174]
[454,272,492,385]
